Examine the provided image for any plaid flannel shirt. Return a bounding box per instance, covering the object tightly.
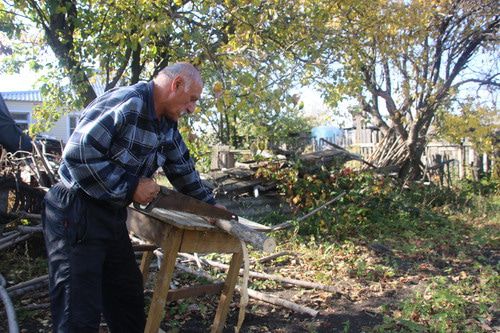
[59,81,215,207]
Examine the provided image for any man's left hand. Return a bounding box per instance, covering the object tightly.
[206,204,228,225]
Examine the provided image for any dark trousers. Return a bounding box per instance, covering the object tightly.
[42,183,145,333]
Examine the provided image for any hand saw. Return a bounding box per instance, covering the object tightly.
[132,186,276,253]
[133,186,238,221]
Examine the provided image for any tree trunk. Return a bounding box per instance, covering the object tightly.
[399,138,426,180]
[130,45,142,84]
[472,150,482,180]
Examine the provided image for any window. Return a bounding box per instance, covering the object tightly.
[11,112,30,132]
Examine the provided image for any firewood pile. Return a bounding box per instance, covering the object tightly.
[0,145,53,332]
[0,145,49,257]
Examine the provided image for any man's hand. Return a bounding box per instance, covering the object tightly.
[206,203,228,225]
[133,178,160,205]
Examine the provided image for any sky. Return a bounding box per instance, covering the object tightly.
[0,69,40,91]
[297,87,353,127]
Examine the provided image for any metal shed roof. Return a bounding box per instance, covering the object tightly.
[0,90,42,102]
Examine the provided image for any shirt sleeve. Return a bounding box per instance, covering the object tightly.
[61,98,142,206]
[162,129,216,205]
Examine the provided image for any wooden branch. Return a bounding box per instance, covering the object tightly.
[0,230,18,237]
[0,234,32,251]
[132,244,158,252]
[251,251,291,265]
[17,225,43,234]
[166,282,225,302]
[270,191,346,231]
[7,275,49,298]
[7,281,48,298]
[178,253,344,296]
[105,47,132,90]
[176,264,319,317]
[18,303,50,311]
[6,275,48,292]
[32,143,56,184]
[15,212,42,221]
[245,288,319,317]
[0,232,21,245]
[358,96,389,134]
[453,75,500,88]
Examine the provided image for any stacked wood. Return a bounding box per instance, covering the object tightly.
[206,164,279,198]
[365,132,409,171]
[299,149,350,166]
[0,221,43,251]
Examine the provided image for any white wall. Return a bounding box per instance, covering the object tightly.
[48,116,69,142]
[4,99,75,143]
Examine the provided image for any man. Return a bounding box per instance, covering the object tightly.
[42,62,216,332]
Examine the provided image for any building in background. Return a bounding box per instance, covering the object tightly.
[0,93,32,152]
[0,90,80,143]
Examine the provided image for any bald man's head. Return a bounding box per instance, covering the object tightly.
[153,62,203,122]
[157,62,202,92]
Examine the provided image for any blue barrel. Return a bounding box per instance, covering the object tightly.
[311,126,343,150]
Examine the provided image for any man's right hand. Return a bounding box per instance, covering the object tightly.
[133,178,161,205]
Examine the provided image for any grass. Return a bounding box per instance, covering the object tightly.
[263,177,499,333]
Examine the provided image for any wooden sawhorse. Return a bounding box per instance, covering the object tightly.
[127,208,245,333]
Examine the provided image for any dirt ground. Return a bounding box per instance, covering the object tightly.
[158,290,390,333]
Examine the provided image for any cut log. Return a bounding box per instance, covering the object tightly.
[214,218,276,253]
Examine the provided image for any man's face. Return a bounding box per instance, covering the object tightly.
[166,80,202,122]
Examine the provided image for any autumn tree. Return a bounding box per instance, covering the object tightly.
[0,0,312,147]
[306,0,499,179]
[437,101,499,178]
